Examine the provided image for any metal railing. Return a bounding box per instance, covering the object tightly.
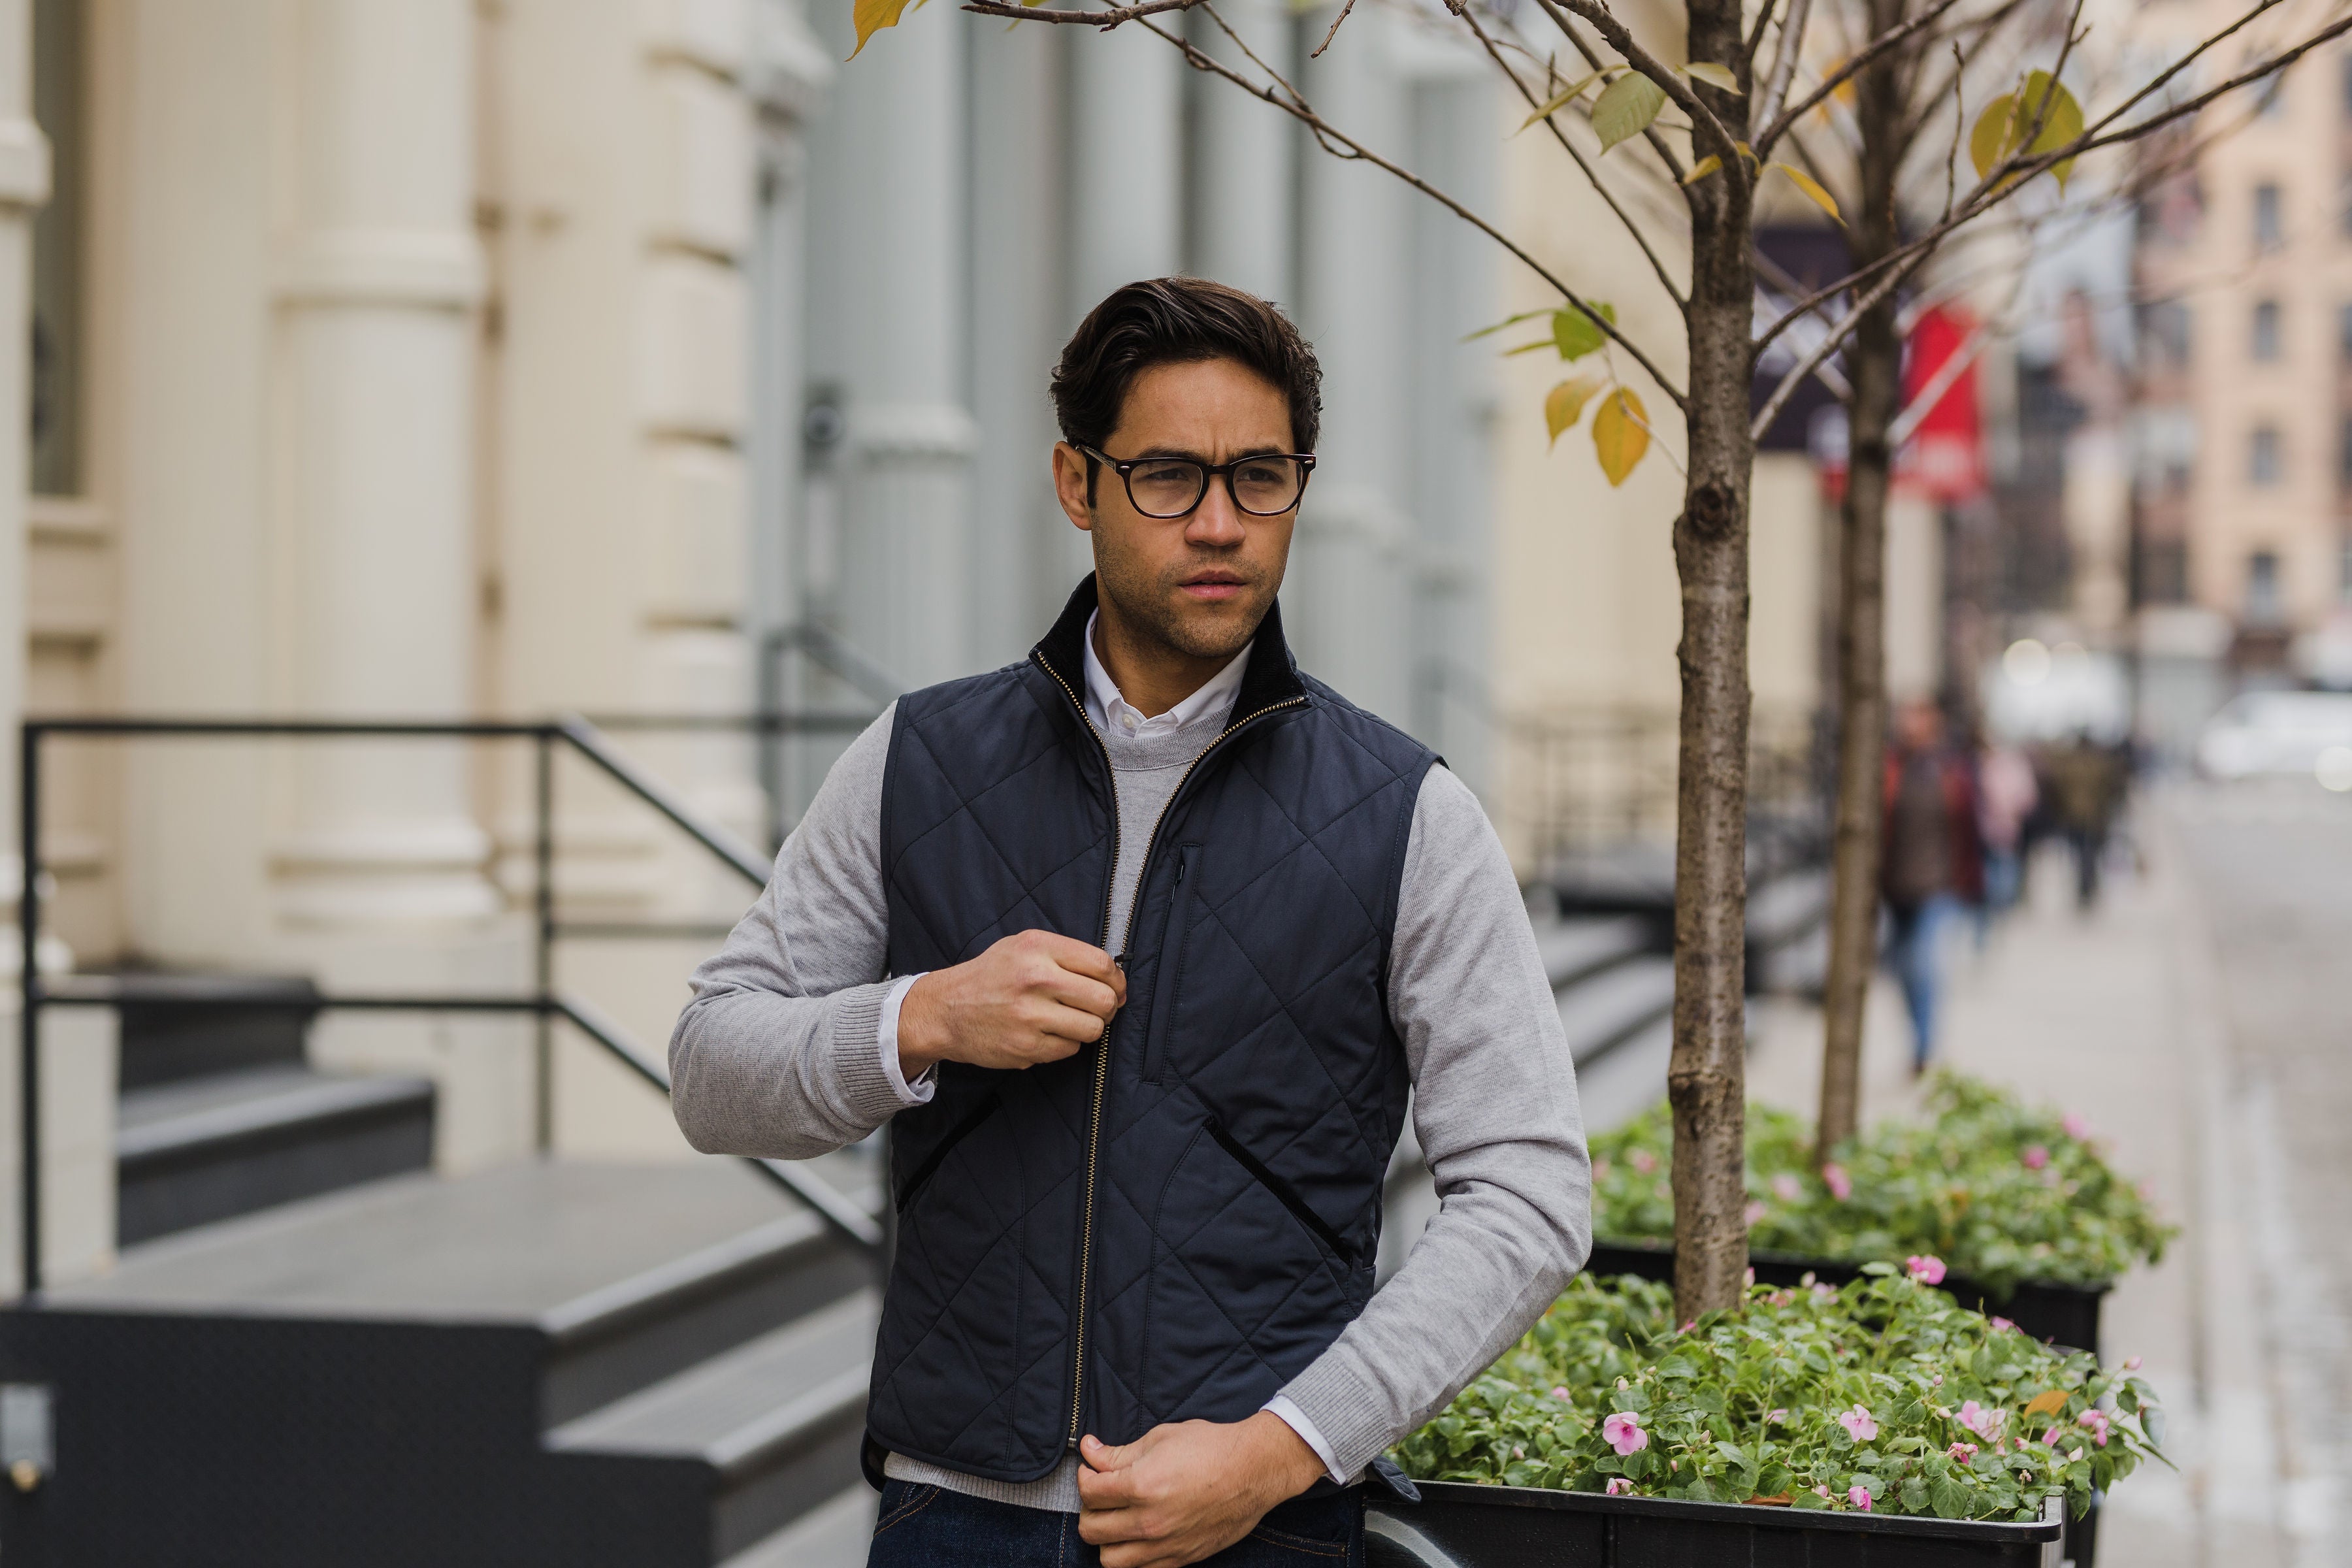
[17,713,884,1296]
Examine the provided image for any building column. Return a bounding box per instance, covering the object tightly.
[272,0,491,926]
[0,0,42,938]
[1188,0,1293,303]
[1070,22,1183,305]
[824,0,974,689]
[1294,5,1413,724]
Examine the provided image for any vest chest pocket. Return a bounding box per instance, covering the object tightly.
[1141,843,1202,1085]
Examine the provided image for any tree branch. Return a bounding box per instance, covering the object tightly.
[1525,0,1694,186]
[1460,3,1688,307]
[1311,0,1357,58]
[1548,0,1751,169]
[1756,0,1972,156]
[1750,0,1812,140]
[1743,0,1786,72]
[985,0,1694,407]
[957,0,1203,23]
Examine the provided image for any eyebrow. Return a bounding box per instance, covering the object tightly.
[1124,444,1292,462]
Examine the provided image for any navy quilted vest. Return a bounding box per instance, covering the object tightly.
[864,577,1436,1484]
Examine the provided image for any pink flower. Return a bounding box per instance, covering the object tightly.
[1989,1316,2016,1333]
[2062,1113,2090,1140]
[1957,1401,2006,1439]
[1906,1254,1948,1285]
[1602,1411,1649,1456]
[1815,1485,1833,1500]
[1552,1386,1572,1401]
[1767,1408,1788,1424]
[1745,1267,1757,1286]
[1592,1158,1612,1181]
[1680,1320,1697,1334]
[1628,1148,1658,1175]
[2044,1428,2063,1446]
[1605,1477,1634,1495]
[1744,1200,1768,1227]
[1948,1441,1979,1462]
[1848,1484,1873,1511]
[1812,1282,1837,1301]
[2022,1145,2050,1171]
[1838,1404,1879,1442]
[2123,1356,2142,1371]
[1767,1290,1794,1307]
[1771,1173,1802,1201]
[1822,1163,1853,1201]
[2078,1411,2111,1447]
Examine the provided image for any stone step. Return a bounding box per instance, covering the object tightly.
[116,1063,435,1245]
[108,972,321,1089]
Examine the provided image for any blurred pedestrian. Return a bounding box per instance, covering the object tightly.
[1976,736,2038,930]
[1882,701,1984,1073]
[2044,730,2127,911]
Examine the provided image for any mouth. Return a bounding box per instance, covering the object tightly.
[1178,569,1249,603]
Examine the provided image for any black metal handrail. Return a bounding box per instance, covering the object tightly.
[17,713,885,1296]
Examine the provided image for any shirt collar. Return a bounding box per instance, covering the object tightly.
[1081,608,1251,742]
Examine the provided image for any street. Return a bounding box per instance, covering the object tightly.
[1746,779,2352,1565]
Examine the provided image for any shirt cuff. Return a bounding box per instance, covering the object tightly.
[1260,1395,1341,1484]
[877,973,936,1106]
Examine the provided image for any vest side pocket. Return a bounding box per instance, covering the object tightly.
[1141,843,1202,1085]
[894,1089,1003,1216]
[1203,1116,1360,1270]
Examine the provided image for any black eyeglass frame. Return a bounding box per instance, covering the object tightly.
[1077,444,1317,519]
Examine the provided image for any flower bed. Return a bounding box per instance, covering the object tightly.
[1590,1074,2173,1298]
[1392,1268,2163,1525]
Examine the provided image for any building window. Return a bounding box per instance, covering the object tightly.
[2342,302,2352,361]
[2342,538,2352,603]
[2253,299,2282,361]
[2255,182,2284,249]
[2251,424,2283,485]
[2257,71,2286,119]
[2340,414,2352,489]
[2143,299,2192,365]
[2247,550,2285,625]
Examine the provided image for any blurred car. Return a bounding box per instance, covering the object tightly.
[2195,691,2352,780]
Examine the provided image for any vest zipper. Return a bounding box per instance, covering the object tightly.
[1031,649,1305,1452]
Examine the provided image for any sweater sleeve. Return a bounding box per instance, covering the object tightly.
[1273,764,1592,1481]
[668,703,915,1160]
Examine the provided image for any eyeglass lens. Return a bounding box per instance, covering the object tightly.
[1126,457,1305,519]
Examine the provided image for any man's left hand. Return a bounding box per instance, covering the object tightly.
[1075,1411,1328,1567]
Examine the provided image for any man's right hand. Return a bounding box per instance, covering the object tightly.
[896,930,1126,1076]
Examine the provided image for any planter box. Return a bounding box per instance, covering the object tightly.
[1585,1239,2110,1356]
[1367,1480,2065,1568]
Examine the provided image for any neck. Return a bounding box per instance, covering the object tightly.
[1092,596,1235,719]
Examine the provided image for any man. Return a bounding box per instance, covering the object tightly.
[1880,700,1984,1073]
[670,278,1588,1567]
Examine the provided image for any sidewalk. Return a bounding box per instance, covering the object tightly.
[1741,806,2299,1566]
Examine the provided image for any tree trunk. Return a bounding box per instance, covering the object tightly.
[1815,0,1907,1155]
[1667,0,1756,1323]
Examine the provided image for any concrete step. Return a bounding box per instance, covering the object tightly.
[718,1482,876,1568]
[110,972,319,1088]
[1555,954,1677,1067]
[1530,913,1654,990]
[116,1063,436,1245]
[550,1290,879,1561]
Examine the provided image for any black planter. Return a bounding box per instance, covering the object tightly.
[1367,1480,2065,1568]
[1584,1239,2111,1356]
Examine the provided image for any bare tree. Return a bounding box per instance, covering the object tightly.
[857,0,2352,1320]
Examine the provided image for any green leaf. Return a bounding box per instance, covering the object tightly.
[1552,302,1616,361]
[1463,308,1556,342]
[1517,68,1620,133]
[850,0,927,59]
[1771,163,1843,225]
[1545,375,1606,447]
[1592,73,1668,154]
[1592,388,1649,486]
[1684,62,1739,92]
[1931,1475,1972,1518]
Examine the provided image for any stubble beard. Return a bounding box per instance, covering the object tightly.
[1094,544,1275,665]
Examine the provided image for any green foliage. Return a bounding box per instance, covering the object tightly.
[1592,73,1668,154]
[1591,1073,2174,1294]
[1393,1270,2163,1521]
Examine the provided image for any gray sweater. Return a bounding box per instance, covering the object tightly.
[669,697,1590,1509]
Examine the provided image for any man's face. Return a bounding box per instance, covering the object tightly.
[1053,358,1299,664]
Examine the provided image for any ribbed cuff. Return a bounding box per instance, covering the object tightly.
[1274,1352,1395,1485]
[1261,1395,1341,1483]
[825,982,906,1128]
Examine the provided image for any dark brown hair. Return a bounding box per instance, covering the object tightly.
[1050,278,1322,493]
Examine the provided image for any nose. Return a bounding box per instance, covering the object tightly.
[1185,478,1246,548]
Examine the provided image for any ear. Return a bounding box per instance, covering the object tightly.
[1053,442,1096,533]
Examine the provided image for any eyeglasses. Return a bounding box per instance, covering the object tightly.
[1078,446,1316,519]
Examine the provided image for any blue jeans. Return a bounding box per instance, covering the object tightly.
[865,1479,1364,1567]
[1887,894,1957,1070]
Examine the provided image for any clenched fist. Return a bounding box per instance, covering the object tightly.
[896,929,1126,1076]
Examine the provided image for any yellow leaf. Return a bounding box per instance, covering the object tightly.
[1545,375,1606,447]
[1592,388,1650,486]
[1684,61,1739,92]
[1592,73,1668,155]
[1969,73,2083,192]
[1516,68,1618,133]
[1771,161,1843,225]
[1969,91,2017,182]
[851,0,927,59]
[1683,154,1723,185]
[2022,1389,2068,1418]
[1735,140,1758,168]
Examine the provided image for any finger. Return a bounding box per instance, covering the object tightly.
[1037,1003,1115,1045]
[1079,1432,1133,1474]
[1038,935,1123,986]
[1075,1505,1151,1547]
[1034,969,1122,1018]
